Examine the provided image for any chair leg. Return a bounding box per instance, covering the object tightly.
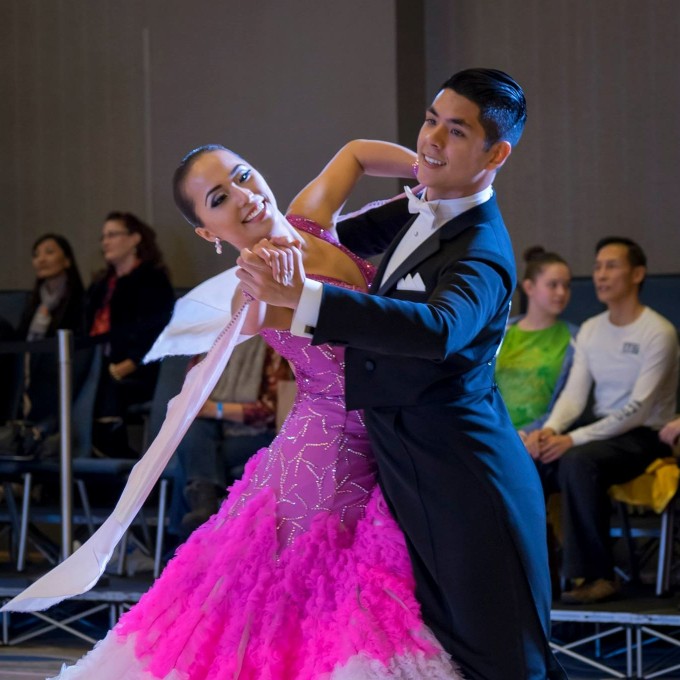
[3,481,21,562]
[154,479,168,578]
[17,472,32,572]
[617,502,640,584]
[656,497,676,596]
[76,479,96,536]
[117,531,128,576]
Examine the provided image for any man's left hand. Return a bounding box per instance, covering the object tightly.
[539,434,573,464]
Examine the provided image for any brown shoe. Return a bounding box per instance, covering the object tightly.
[561,578,620,605]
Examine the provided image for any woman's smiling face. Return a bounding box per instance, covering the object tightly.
[183,149,278,252]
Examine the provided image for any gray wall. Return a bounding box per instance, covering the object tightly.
[2,0,679,293]
[0,0,403,289]
[426,0,680,276]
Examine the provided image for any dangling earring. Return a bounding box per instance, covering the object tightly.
[214,238,222,255]
[411,159,419,178]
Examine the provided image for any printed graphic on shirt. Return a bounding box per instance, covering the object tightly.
[622,342,640,355]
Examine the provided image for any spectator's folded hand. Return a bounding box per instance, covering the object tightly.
[539,434,573,464]
[659,416,680,448]
[522,430,542,460]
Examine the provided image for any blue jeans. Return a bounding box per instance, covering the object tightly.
[168,417,274,536]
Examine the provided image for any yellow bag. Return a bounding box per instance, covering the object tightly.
[609,458,680,514]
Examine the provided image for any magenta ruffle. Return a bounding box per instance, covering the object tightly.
[113,450,446,679]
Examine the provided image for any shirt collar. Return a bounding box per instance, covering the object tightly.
[405,184,494,230]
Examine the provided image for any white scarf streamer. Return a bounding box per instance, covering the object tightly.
[2,273,246,612]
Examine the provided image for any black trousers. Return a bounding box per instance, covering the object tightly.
[536,427,670,581]
[365,394,566,680]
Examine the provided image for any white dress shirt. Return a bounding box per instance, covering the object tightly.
[291,185,494,338]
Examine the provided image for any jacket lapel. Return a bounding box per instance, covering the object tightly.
[376,196,499,295]
[369,214,417,293]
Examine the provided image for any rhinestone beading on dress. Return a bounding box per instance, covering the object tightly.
[227,216,377,548]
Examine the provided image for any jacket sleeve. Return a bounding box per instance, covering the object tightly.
[313,256,510,361]
[336,195,411,259]
[543,326,593,435]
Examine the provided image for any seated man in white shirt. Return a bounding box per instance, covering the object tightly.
[525,236,679,604]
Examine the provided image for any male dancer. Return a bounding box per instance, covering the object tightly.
[238,69,565,679]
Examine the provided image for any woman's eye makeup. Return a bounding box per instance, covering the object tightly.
[238,169,252,183]
[211,193,227,208]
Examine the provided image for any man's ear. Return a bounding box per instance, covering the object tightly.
[632,265,646,287]
[487,140,512,170]
[194,227,215,243]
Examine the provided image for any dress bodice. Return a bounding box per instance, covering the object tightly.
[230,216,379,548]
[260,215,374,400]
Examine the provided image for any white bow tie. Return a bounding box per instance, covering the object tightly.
[405,185,436,221]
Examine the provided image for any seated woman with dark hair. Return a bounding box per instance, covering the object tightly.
[87,211,175,457]
[16,234,86,444]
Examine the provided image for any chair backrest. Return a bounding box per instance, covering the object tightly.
[0,291,30,329]
[71,344,102,458]
[145,356,192,446]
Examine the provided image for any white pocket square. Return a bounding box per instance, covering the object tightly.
[396,272,426,292]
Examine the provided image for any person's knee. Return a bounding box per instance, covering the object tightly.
[558,445,596,485]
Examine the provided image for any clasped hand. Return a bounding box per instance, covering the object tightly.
[522,428,573,463]
[236,237,305,309]
[659,417,680,448]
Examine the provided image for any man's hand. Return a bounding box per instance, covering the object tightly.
[539,434,573,464]
[522,427,573,463]
[659,417,680,447]
[236,238,305,309]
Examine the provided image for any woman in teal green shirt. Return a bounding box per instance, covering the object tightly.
[496,246,578,434]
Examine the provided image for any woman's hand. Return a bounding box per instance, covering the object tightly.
[237,238,305,309]
[522,430,542,460]
[251,237,302,286]
[109,359,137,381]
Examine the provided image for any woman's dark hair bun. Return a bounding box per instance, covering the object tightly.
[523,245,546,262]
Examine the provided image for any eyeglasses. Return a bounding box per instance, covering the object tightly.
[100,231,130,241]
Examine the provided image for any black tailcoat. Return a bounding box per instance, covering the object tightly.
[315,195,565,680]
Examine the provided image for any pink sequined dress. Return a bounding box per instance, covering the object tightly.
[52,217,460,680]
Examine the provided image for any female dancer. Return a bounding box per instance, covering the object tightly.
[51,140,460,678]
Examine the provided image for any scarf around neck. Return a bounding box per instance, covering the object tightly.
[27,273,68,341]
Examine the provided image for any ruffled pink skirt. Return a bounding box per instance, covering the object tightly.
[52,453,460,679]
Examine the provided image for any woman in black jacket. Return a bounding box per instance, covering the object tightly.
[87,212,174,457]
[17,234,86,439]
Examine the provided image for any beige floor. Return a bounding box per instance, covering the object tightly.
[0,642,90,679]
